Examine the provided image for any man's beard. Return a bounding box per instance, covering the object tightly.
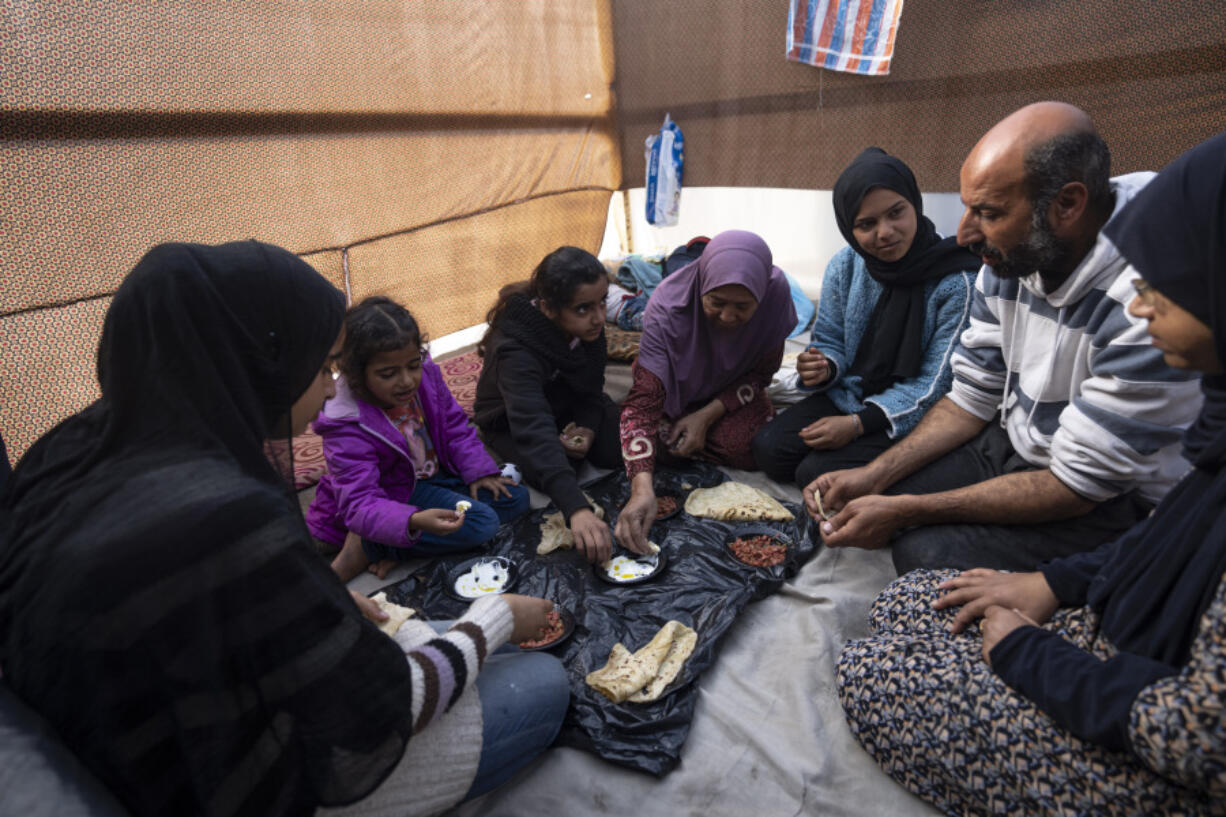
[968,204,1076,281]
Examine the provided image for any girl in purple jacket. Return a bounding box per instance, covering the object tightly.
[307,297,529,581]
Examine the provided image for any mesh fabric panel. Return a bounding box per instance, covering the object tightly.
[0,125,617,313]
[1,1,617,460]
[0,2,613,115]
[0,298,108,459]
[300,250,347,296]
[346,189,612,339]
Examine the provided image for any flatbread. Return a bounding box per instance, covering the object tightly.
[370,592,415,636]
[585,620,698,703]
[683,481,794,522]
[537,493,604,554]
[629,624,698,702]
[584,643,640,701]
[812,486,832,521]
[561,421,587,448]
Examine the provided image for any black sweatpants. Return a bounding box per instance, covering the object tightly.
[751,391,894,488]
[482,393,623,495]
[884,422,1150,575]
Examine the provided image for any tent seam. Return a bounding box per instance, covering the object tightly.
[2,186,615,318]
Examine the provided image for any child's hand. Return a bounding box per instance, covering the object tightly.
[570,507,613,564]
[409,508,464,536]
[559,423,595,459]
[469,475,514,500]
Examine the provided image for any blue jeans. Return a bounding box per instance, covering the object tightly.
[425,622,570,800]
[362,472,530,562]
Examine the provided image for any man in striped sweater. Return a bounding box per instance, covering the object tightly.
[804,102,1202,573]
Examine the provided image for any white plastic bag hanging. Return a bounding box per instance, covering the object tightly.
[644,114,684,226]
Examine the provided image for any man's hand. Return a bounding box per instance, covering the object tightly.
[934,569,1060,634]
[796,347,832,387]
[810,466,882,515]
[818,494,903,549]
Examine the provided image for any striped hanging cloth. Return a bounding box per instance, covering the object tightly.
[786,0,906,76]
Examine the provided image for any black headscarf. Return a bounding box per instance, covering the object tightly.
[1090,131,1226,666]
[833,148,979,396]
[0,242,418,816]
[11,241,345,510]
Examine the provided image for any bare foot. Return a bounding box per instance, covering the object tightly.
[330,531,370,583]
[367,559,396,580]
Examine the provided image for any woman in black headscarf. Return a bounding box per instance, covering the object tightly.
[837,132,1226,815]
[0,241,566,817]
[752,148,979,488]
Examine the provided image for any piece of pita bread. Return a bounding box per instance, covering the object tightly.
[586,643,659,703]
[370,592,416,636]
[812,486,832,521]
[584,643,636,700]
[684,482,794,522]
[585,620,698,703]
[561,421,587,448]
[629,623,698,702]
[537,494,604,554]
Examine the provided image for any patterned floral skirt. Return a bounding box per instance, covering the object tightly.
[837,569,1224,816]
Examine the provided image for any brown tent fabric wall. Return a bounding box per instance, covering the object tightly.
[613,0,1226,191]
[3,1,1223,461]
[0,1,618,459]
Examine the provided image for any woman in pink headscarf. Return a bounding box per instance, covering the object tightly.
[615,230,796,552]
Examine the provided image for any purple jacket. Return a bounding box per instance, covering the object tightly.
[306,354,500,547]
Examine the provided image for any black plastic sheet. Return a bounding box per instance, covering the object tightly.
[386,464,819,775]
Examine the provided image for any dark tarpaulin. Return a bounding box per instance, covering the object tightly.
[387,464,819,775]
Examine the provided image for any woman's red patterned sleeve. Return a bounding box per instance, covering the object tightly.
[713,343,786,415]
[620,362,665,478]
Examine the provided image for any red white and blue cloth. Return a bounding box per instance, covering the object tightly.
[786,0,905,76]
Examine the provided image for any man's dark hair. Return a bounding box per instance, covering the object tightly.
[1023,130,1113,221]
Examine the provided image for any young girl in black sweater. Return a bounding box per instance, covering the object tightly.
[474,246,621,563]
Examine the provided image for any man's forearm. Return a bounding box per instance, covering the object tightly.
[866,397,989,491]
[893,468,1097,527]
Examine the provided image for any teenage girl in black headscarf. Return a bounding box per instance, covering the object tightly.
[837,131,1226,815]
[752,147,980,488]
[0,241,566,817]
